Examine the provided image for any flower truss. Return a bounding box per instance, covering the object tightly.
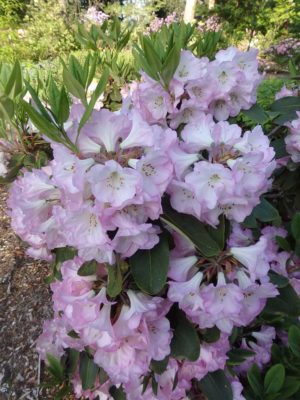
[7,46,300,399]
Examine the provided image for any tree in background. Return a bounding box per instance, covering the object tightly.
[196,0,299,49]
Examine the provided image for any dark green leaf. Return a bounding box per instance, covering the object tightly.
[288,325,300,358]
[79,352,99,390]
[130,233,169,295]
[262,284,300,317]
[206,216,226,251]
[272,138,288,159]
[78,260,97,276]
[271,96,300,113]
[161,197,221,257]
[198,370,233,400]
[202,326,221,343]
[107,264,122,298]
[291,213,300,241]
[275,236,291,252]
[150,357,169,375]
[264,364,285,394]
[227,348,255,366]
[243,104,268,125]
[253,198,280,223]
[66,349,79,375]
[46,354,64,382]
[109,386,126,400]
[247,364,263,397]
[280,376,300,397]
[152,376,158,396]
[169,305,200,361]
[269,271,289,288]
[99,367,109,385]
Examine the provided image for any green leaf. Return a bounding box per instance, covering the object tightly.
[150,356,169,375]
[253,198,280,223]
[271,96,300,125]
[25,81,52,122]
[262,284,300,318]
[109,386,127,400]
[5,60,22,98]
[66,349,79,375]
[141,37,162,77]
[161,197,221,257]
[169,305,200,361]
[107,264,122,298]
[130,233,169,295]
[78,67,109,133]
[271,96,300,113]
[264,364,285,395]
[47,75,60,118]
[291,212,300,241]
[247,364,263,397]
[99,367,109,385]
[78,260,97,276]
[206,216,226,251]
[152,376,158,396]
[288,325,300,358]
[20,100,64,144]
[275,236,291,252]
[201,326,221,343]
[63,68,87,106]
[79,352,99,390]
[161,44,181,86]
[243,103,268,125]
[198,370,233,400]
[272,138,288,159]
[227,348,255,366]
[46,354,64,382]
[57,87,70,125]
[0,95,14,120]
[280,376,300,397]
[269,271,289,288]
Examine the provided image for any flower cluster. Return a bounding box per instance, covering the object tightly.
[265,37,300,60]
[84,7,109,25]
[168,224,279,335]
[8,46,287,399]
[198,15,222,33]
[8,106,175,262]
[147,13,178,34]
[125,47,262,123]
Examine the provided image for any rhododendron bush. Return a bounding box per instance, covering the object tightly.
[2,23,300,400]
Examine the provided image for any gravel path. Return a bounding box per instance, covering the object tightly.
[0,186,53,399]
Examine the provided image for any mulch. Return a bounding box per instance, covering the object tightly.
[0,186,56,399]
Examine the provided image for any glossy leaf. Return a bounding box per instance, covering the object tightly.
[264,364,285,394]
[252,198,280,223]
[79,352,99,390]
[78,260,97,276]
[291,212,300,241]
[161,197,221,257]
[288,325,300,358]
[198,370,233,400]
[247,363,263,397]
[107,263,122,298]
[169,305,200,361]
[130,233,169,295]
